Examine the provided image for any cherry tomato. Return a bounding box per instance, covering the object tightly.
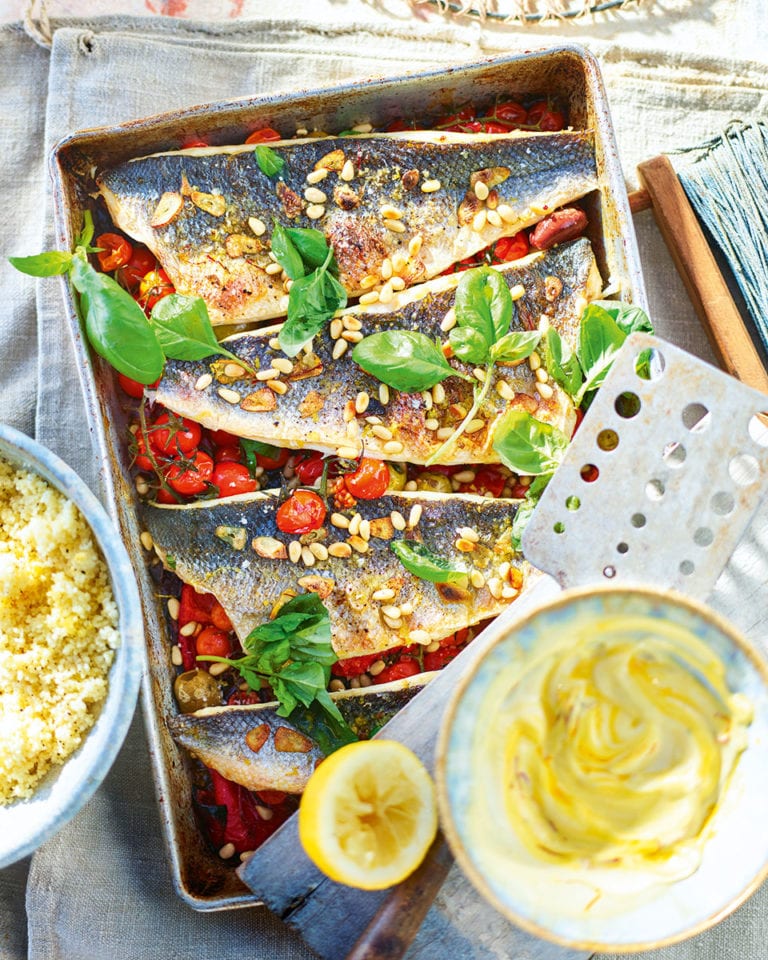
[376,657,420,684]
[116,264,146,292]
[343,458,390,500]
[214,444,243,463]
[294,451,324,485]
[208,428,240,448]
[210,601,233,632]
[423,645,461,672]
[509,481,530,499]
[275,489,326,534]
[572,408,585,436]
[118,373,160,398]
[181,138,209,148]
[459,466,506,499]
[138,268,175,312]
[151,412,202,457]
[256,447,290,471]
[212,461,258,497]
[493,232,530,262]
[256,790,287,805]
[480,121,512,134]
[526,100,565,131]
[227,689,262,705]
[441,627,469,647]
[493,100,528,125]
[245,127,282,144]
[331,652,382,678]
[133,436,156,472]
[96,232,133,272]
[196,626,232,659]
[155,486,178,504]
[165,450,214,496]
[127,246,157,275]
[438,106,475,127]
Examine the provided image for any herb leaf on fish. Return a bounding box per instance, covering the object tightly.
[390,540,468,586]
[199,593,347,724]
[510,474,551,550]
[270,223,305,280]
[240,438,281,476]
[542,326,584,397]
[284,227,338,272]
[493,409,570,476]
[451,266,514,364]
[352,330,461,392]
[255,144,285,178]
[149,294,259,375]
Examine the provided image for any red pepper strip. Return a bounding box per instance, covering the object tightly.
[208,770,296,853]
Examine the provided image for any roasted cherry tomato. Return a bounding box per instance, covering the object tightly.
[255,447,290,471]
[138,268,175,312]
[441,627,469,647]
[212,461,258,497]
[165,450,214,496]
[118,373,160,398]
[256,790,287,806]
[208,428,240,448]
[214,444,242,463]
[151,412,202,457]
[196,626,232,660]
[480,121,512,134]
[227,689,262,705]
[179,583,215,627]
[95,232,133,272]
[343,457,390,500]
[133,436,156,472]
[155,486,178,504]
[245,127,281,144]
[526,100,565,131]
[294,451,325,485]
[423,645,462,672]
[209,600,233,632]
[572,407,585,436]
[509,481,530,499]
[127,246,157,275]
[438,105,475,127]
[181,138,209,148]
[493,232,530,262]
[331,652,382,678]
[493,100,528,125]
[376,657,421,684]
[275,489,326,534]
[459,465,506,499]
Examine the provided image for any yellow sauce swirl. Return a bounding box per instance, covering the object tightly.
[499,618,752,876]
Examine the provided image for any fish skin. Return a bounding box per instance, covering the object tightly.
[144,489,527,658]
[151,239,599,465]
[168,675,432,793]
[97,130,598,325]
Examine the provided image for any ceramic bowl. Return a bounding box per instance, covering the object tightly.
[0,423,143,868]
[437,585,768,952]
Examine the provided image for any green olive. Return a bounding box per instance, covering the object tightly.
[386,462,407,491]
[414,471,453,493]
[173,668,223,714]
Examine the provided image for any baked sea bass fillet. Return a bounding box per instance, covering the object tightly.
[97,130,598,325]
[151,240,599,465]
[144,489,527,658]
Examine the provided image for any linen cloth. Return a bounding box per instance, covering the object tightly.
[0,9,766,960]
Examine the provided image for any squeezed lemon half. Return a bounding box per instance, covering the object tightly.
[298,740,438,890]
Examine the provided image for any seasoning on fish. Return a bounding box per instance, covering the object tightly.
[150,240,598,465]
[168,675,430,793]
[97,130,598,325]
[144,489,528,658]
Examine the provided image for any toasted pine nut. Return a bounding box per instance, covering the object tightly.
[342,330,363,343]
[140,531,154,551]
[409,629,430,644]
[265,261,283,275]
[421,179,441,193]
[217,387,241,404]
[436,427,454,440]
[355,391,370,414]
[474,180,490,201]
[271,357,294,375]
[340,159,355,181]
[408,504,422,528]
[535,367,549,383]
[509,283,525,301]
[306,204,326,220]
[301,546,315,567]
[529,351,541,371]
[371,424,394,441]
[459,526,480,542]
[248,216,267,236]
[332,339,348,360]
[408,234,423,257]
[267,379,288,395]
[383,440,404,455]
[380,204,403,220]
[330,318,343,340]
[537,382,554,400]
[343,315,363,331]
[440,308,456,332]
[309,542,329,561]
[369,659,386,677]
[171,645,183,666]
[360,274,379,290]
[331,512,350,529]
[378,281,394,304]
[383,218,406,233]
[464,419,485,434]
[432,383,446,404]
[453,470,476,484]
[472,209,487,232]
[487,209,502,227]
[359,291,379,305]
[496,380,515,401]
[168,597,181,621]
[373,588,395,601]
[289,541,302,563]
[337,445,359,459]
[306,168,329,184]
[304,187,327,204]
[496,203,516,223]
[390,510,406,531]
[359,519,371,541]
[348,513,362,537]
[328,542,352,558]
[179,620,197,638]
[194,373,213,391]
[470,570,486,589]
[379,384,390,405]
[256,367,278,380]
[425,419,439,431]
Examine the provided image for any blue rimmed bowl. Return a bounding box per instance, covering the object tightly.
[0,423,143,868]
[436,585,768,953]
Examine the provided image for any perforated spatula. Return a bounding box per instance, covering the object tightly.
[238,334,768,960]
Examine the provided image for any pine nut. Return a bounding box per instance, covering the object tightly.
[219,843,236,860]
[380,258,393,280]
[267,379,288,395]
[529,351,541,371]
[496,380,515,401]
[408,235,423,257]
[379,384,390,405]
[342,330,363,343]
[473,367,486,382]
[425,419,439,431]
[383,440,404,455]
[399,601,414,616]
[370,425,393,441]
[171,645,183,666]
[140,531,154,551]
[135,478,149,495]
[359,519,371,541]
[408,504,422,527]
[391,510,406,530]
[352,122,372,133]
[360,274,379,291]
[409,629,430,644]
[378,281,394,304]
[272,357,294,374]
[487,577,503,600]
[349,677,361,689]
[355,391,370,414]
[195,373,213,391]
[348,513,362,537]
[535,367,549,383]
[341,159,355,181]
[306,204,326,220]
[301,546,316,567]
[432,383,446,404]
[502,585,519,599]
[465,419,485,434]
[332,339,348,360]
[330,318,343,340]
[474,180,490,201]
[509,283,525,301]
[289,541,302,563]
[209,661,229,677]
[329,678,345,692]
[265,261,283,275]
[304,187,327,203]
[179,620,197,637]
[359,291,379,305]
[453,470,476,484]
[248,216,267,236]
[421,179,441,193]
[328,542,352,558]
[373,588,396,601]
[440,309,456,332]
[436,427,454,440]
[486,209,502,227]
[456,538,476,552]
[380,204,403,220]
[167,597,180,620]
[404,480,418,491]
[256,367,278,380]
[472,209,487,232]
[422,391,433,411]
[392,253,408,273]
[426,641,440,653]
[537,382,554,399]
[347,535,368,553]
[459,526,480,542]
[384,615,402,629]
[383,218,406,233]
[470,570,486,589]
[331,512,350,528]
[309,542,329,561]
[359,674,372,687]
[218,387,241,404]
[223,362,245,378]
[343,315,363,331]
[337,445,359,459]
[306,168,329,184]
[369,659,386,677]
[496,204,516,223]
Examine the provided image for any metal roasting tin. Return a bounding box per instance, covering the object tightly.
[49,44,648,910]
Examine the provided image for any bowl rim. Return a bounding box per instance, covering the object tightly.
[436,582,768,953]
[0,422,144,867]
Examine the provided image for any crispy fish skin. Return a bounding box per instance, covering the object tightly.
[168,676,431,793]
[152,240,599,464]
[97,130,598,325]
[144,489,526,658]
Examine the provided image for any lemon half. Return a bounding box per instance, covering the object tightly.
[298,739,438,890]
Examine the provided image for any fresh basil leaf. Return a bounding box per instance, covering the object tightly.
[352,330,456,392]
[577,304,627,397]
[272,661,331,718]
[76,210,95,249]
[240,438,281,475]
[452,266,514,364]
[255,144,285,178]
[271,223,305,280]
[312,687,345,725]
[149,294,220,358]
[9,251,73,277]
[279,252,347,357]
[490,330,541,364]
[493,409,569,476]
[391,539,468,585]
[245,593,329,648]
[285,227,336,273]
[322,269,347,307]
[510,474,551,550]
[70,256,165,384]
[543,326,583,397]
[591,299,653,336]
[290,699,357,754]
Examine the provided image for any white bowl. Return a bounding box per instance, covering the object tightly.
[0,423,143,867]
[437,585,768,953]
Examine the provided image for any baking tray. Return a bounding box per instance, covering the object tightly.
[49,43,647,911]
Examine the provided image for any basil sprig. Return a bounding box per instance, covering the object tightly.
[199,593,348,725]
[351,330,459,392]
[271,225,347,357]
[390,539,468,587]
[10,211,256,384]
[544,300,653,405]
[255,145,284,178]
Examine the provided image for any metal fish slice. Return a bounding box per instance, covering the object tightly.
[522,332,768,596]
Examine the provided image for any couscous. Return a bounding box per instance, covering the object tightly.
[0,456,118,803]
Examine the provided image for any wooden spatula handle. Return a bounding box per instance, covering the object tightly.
[344,832,454,960]
[637,155,768,395]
